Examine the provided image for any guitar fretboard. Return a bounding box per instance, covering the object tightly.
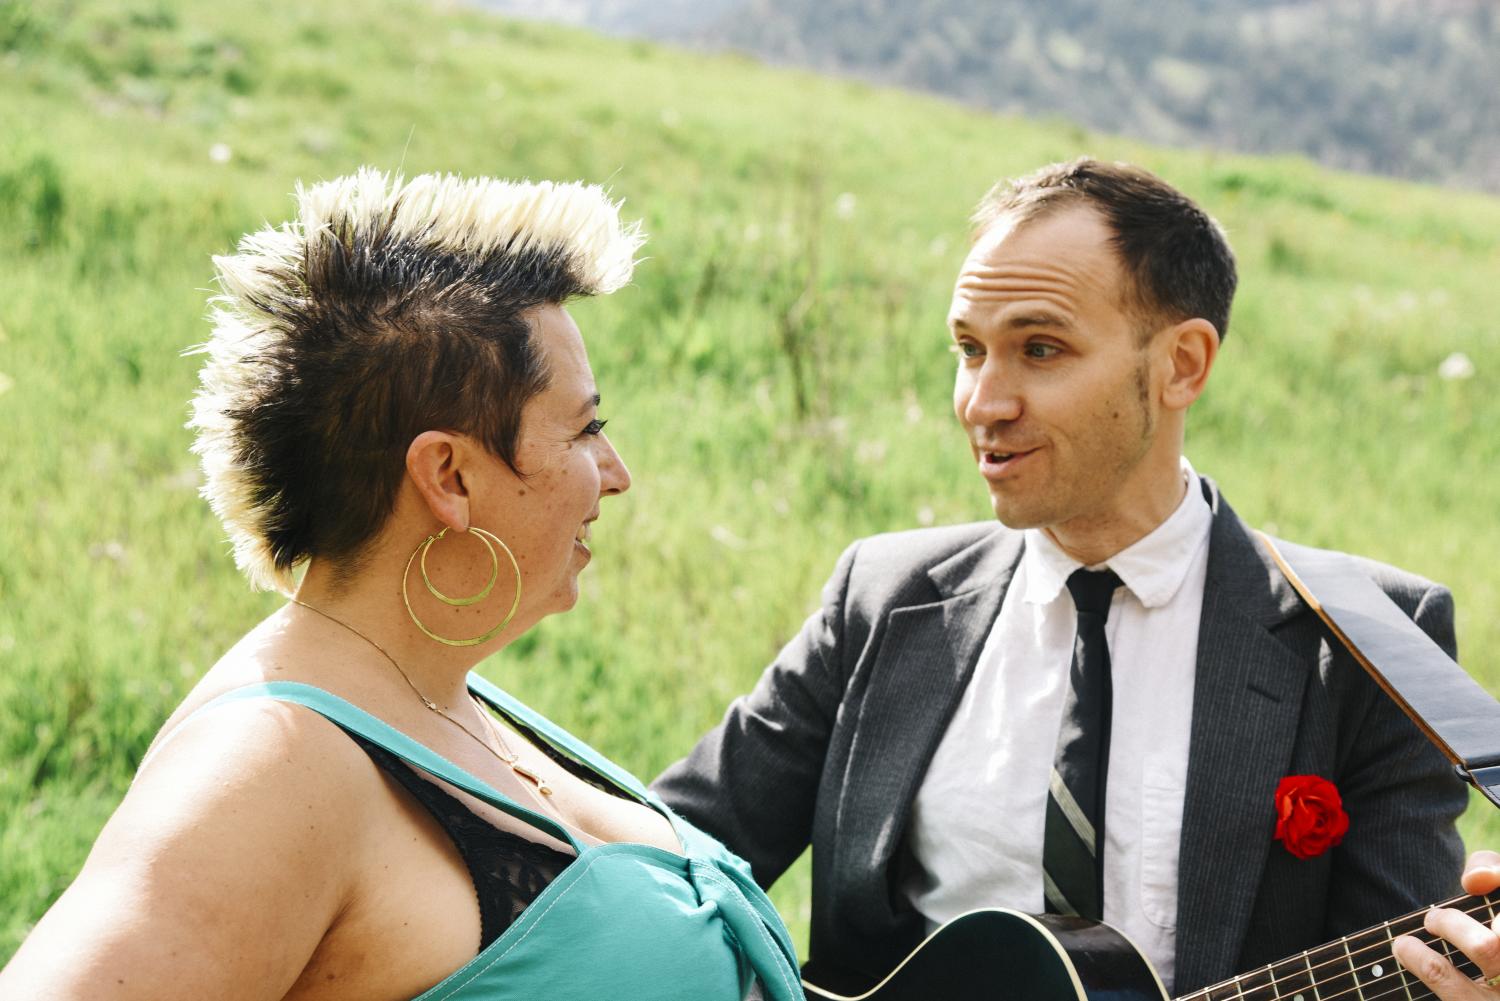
[1177,892,1496,1001]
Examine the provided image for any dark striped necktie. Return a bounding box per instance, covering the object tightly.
[1043,567,1123,921]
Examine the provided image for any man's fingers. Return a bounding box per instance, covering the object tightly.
[1426,905,1500,976]
[1394,933,1491,1000]
[1463,850,1500,896]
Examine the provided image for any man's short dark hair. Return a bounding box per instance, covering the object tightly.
[972,158,1238,341]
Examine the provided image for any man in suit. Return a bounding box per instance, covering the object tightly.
[654,158,1466,996]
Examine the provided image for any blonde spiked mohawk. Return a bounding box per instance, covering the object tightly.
[189,168,645,592]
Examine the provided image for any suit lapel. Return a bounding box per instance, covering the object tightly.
[835,530,1023,926]
[1173,482,1311,991]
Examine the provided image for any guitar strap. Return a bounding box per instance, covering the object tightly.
[1258,532,1500,809]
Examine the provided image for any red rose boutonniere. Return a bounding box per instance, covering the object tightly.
[1274,775,1349,860]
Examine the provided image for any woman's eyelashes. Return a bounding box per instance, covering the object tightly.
[581,418,608,436]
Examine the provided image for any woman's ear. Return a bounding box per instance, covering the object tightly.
[405,431,471,532]
[1160,318,1220,412]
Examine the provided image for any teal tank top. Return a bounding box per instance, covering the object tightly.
[190,674,804,1001]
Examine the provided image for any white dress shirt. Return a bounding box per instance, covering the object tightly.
[902,459,1213,991]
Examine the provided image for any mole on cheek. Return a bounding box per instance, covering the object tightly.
[516,489,526,497]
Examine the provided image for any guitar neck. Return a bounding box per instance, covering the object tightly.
[1177,891,1497,1001]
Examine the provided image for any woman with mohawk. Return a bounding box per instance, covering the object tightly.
[0,170,803,1001]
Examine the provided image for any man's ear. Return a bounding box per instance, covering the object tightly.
[1160,318,1220,412]
[405,431,471,532]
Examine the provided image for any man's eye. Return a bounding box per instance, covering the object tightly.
[582,418,608,436]
[950,341,982,359]
[1024,343,1060,359]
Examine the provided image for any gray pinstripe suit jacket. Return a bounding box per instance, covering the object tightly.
[653,479,1467,995]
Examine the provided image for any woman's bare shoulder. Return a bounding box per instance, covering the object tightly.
[132,689,378,824]
[0,697,382,1001]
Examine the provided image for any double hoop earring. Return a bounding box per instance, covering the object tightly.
[402,526,522,647]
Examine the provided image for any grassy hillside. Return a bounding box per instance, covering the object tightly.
[3,0,1499,965]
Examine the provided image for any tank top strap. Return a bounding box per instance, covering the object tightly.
[194,682,584,852]
[465,672,658,807]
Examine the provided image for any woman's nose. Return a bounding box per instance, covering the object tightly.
[599,434,631,496]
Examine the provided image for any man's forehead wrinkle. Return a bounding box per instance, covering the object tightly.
[956,274,1082,298]
[952,277,1081,315]
[956,251,1099,288]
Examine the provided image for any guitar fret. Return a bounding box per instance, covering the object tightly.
[1236,964,1279,1000]
[1386,908,1430,939]
[1385,899,1433,1001]
[1382,923,1415,1001]
[1305,951,1322,1001]
[1259,953,1316,1001]
[1306,940,1359,1001]
[1343,924,1409,1001]
[1342,939,1368,1001]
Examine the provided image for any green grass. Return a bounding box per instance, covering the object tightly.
[4,0,1500,966]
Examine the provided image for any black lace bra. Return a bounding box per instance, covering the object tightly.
[349,728,625,949]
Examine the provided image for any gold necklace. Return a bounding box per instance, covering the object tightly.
[289,598,553,797]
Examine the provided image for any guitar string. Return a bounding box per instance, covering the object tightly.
[1310,948,1478,1001]
[1340,933,1485,1001]
[1213,927,1481,1001]
[1228,916,1482,1001]
[1308,901,1489,981]
[1185,898,1494,1001]
[1193,945,1477,1001]
[1231,898,1479,996]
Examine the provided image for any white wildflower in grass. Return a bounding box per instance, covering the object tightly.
[834,192,857,220]
[917,506,936,526]
[88,541,127,563]
[0,371,12,397]
[187,168,645,592]
[1438,351,1475,381]
[709,524,748,550]
[208,143,232,164]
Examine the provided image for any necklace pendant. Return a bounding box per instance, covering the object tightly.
[515,762,553,796]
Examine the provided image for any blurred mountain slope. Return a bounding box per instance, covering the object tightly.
[477,0,1500,192]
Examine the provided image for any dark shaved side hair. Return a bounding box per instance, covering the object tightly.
[232,233,580,587]
[192,171,641,591]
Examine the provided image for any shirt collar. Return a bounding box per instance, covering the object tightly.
[1022,457,1213,610]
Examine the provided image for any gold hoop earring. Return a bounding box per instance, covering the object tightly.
[421,526,497,606]
[402,526,522,647]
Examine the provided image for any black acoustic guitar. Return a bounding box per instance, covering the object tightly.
[802,892,1497,1000]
